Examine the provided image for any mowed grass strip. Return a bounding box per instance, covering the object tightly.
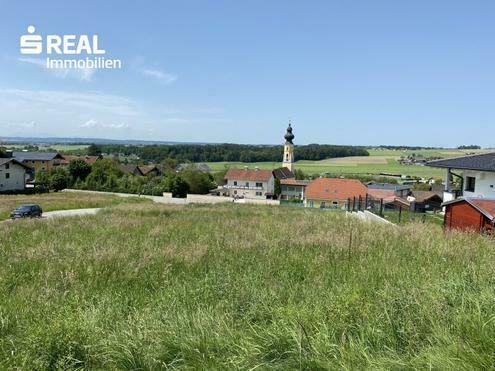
[0,191,148,220]
[1,203,495,369]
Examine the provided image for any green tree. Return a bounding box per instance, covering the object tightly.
[274,178,281,197]
[85,159,122,191]
[161,158,178,172]
[87,143,103,156]
[50,168,70,191]
[68,160,92,182]
[37,168,70,191]
[294,169,307,180]
[180,165,216,194]
[165,173,189,198]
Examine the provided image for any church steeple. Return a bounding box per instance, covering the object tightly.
[284,121,295,144]
[282,121,295,172]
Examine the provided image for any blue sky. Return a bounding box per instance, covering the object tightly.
[0,0,494,146]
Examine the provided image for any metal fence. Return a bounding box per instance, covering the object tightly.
[346,195,444,225]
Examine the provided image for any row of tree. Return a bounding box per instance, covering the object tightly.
[87,143,369,162]
[37,159,217,197]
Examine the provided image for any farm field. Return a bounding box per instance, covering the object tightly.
[0,191,147,220]
[0,144,89,152]
[1,201,495,369]
[206,159,442,178]
[206,148,494,178]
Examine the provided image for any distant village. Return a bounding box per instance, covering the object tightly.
[1,123,494,234]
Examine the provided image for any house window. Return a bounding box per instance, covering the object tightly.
[465,176,476,192]
[5,163,9,169]
[320,201,326,208]
[288,186,295,192]
[255,182,262,187]
[5,173,10,179]
[255,191,262,196]
[233,181,237,186]
[245,182,249,187]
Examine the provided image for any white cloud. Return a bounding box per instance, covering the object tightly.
[17,57,95,81]
[81,119,129,129]
[0,88,229,141]
[140,68,177,84]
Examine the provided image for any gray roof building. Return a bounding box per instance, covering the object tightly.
[426,152,495,172]
[11,151,63,162]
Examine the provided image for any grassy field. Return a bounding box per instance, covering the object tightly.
[206,159,445,178]
[0,191,147,220]
[207,148,494,178]
[1,202,495,369]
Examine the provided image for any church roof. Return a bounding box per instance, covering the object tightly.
[284,123,294,144]
[273,167,295,180]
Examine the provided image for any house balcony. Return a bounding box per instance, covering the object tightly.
[223,185,263,191]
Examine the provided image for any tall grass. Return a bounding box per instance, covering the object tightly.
[1,203,495,369]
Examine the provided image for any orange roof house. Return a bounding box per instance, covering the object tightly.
[304,178,367,208]
[223,168,275,199]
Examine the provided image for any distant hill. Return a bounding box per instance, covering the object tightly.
[0,137,188,145]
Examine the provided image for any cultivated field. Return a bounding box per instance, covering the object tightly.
[207,148,493,178]
[0,191,147,220]
[1,201,495,369]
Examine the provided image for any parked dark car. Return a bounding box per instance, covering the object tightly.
[10,204,43,219]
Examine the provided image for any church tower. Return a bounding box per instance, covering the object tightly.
[283,121,295,172]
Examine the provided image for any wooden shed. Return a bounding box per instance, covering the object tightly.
[442,198,495,233]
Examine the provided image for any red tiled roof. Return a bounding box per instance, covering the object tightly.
[367,188,396,200]
[61,155,100,165]
[469,199,495,221]
[138,165,159,175]
[225,168,273,182]
[280,178,309,186]
[305,178,367,201]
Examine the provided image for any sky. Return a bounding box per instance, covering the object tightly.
[0,0,494,147]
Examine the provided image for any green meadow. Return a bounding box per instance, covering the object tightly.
[206,148,493,178]
[1,201,495,369]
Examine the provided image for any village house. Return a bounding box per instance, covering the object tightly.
[366,182,411,198]
[138,165,162,176]
[119,164,162,176]
[442,198,495,233]
[220,124,296,200]
[280,178,309,200]
[223,167,275,199]
[426,152,495,201]
[0,158,29,192]
[407,190,443,212]
[10,151,64,179]
[304,178,368,208]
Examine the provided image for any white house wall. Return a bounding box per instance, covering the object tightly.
[0,163,26,192]
[463,170,495,199]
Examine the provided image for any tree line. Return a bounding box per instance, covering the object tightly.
[37,159,218,197]
[89,143,369,162]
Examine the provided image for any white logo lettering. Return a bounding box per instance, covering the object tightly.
[20,25,42,54]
